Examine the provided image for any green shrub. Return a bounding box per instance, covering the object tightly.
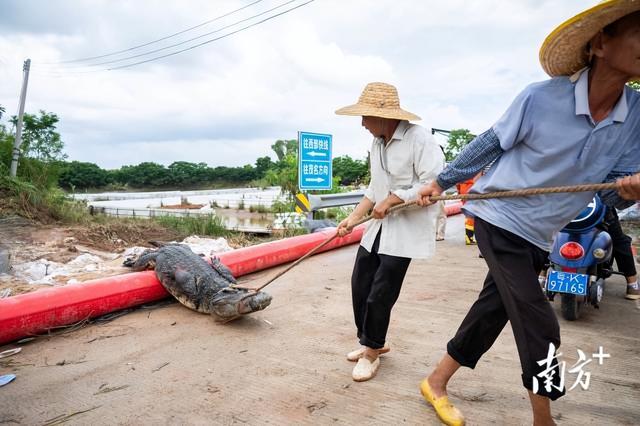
[249,204,270,214]
[154,214,229,237]
[0,174,91,224]
[270,199,294,214]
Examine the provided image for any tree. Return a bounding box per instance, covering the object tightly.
[115,162,170,188]
[444,129,475,162]
[271,139,297,163]
[11,110,66,162]
[265,153,297,199]
[629,81,640,91]
[255,156,274,178]
[59,161,111,190]
[0,104,9,173]
[0,126,9,175]
[333,155,368,185]
[265,139,299,200]
[4,110,66,187]
[168,161,208,186]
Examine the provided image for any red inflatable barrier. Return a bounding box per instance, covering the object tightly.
[445,201,462,216]
[0,226,363,345]
[0,203,462,345]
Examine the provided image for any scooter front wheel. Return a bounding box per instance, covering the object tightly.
[561,293,581,321]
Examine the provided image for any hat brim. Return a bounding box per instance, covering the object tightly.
[335,104,421,121]
[540,0,640,80]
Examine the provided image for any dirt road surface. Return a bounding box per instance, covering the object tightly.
[1,215,639,425]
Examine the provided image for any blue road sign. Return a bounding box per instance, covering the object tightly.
[298,131,332,190]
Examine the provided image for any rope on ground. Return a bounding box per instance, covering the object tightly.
[238,181,619,292]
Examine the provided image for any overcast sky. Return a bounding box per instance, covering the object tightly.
[0,0,590,169]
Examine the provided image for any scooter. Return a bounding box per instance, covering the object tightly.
[543,195,616,321]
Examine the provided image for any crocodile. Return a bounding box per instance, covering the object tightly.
[124,243,271,321]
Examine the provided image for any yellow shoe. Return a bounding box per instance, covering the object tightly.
[419,378,465,426]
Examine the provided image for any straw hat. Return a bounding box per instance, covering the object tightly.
[539,0,640,78]
[335,82,421,121]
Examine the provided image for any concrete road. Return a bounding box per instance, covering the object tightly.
[1,216,638,425]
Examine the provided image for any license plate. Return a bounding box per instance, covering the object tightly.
[546,270,588,296]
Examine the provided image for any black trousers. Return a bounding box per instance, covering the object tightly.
[447,217,565,400]
[605,207,637,278]
[351,230,411,349]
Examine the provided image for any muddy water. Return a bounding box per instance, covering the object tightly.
[214,209,274,230]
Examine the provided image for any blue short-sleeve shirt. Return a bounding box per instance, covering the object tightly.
[464,69,640,250]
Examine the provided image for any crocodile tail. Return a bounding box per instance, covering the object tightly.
[210,257,237,284]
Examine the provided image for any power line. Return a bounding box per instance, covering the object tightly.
[53,0,265,64]
[41,0,316,73]
[68,0,299,69]
[108,0,315,71]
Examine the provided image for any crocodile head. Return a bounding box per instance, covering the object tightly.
[209,288,272,321]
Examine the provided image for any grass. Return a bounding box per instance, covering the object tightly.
[272,227,307,238]
[154,214,229,237]
[249,204,270,214]
[0,174,92,224]
[313,206,352,222]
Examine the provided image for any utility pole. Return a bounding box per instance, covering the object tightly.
[10,59,31,177]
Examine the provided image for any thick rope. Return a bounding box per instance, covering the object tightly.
[234,181,618,292]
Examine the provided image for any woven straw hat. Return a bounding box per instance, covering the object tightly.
[335,82,421,121]
[539,0,640,78]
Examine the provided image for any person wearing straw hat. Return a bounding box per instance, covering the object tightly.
[416,1,640,425]
[335,82,443,382]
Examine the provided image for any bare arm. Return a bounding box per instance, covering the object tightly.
[337,196,375,236]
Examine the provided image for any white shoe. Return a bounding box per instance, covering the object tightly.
[352,357,380,382]
[346,344,390,362]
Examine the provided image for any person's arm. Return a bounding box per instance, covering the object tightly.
[436,128,503,190]
[417,129,503,205]
[600,170,640,208]
[371,193,404,219]
[337,196,375,236]
[617,174,640,200]
[418,82,537,206]
[600,170,635,209]
[338,145,378,234]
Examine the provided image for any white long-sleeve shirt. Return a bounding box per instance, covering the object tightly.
[361,120,444,259]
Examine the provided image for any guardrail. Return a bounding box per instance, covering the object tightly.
[308,190,365,211]
[307,189,460,212]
